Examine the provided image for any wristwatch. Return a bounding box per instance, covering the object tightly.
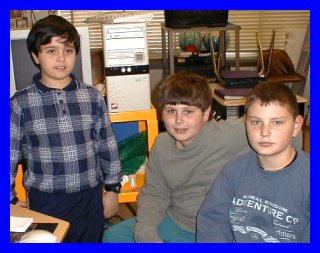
[10,196,19,204]
[105,182,122,194]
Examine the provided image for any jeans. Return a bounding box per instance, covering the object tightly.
[103,215,195,243]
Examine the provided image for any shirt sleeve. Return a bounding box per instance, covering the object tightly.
[197,166,235,242]
[10,98,23,201]
[134,141,171,242]
[300,180,310,242]
[97,96,122,185]
[301,196,310,242]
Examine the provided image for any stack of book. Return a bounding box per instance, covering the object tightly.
[226,106,245,118]
[219,70,263,88]
[213,87,251,119]
[214,88,251,100]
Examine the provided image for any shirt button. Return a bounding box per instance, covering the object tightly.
[60,100,63,104]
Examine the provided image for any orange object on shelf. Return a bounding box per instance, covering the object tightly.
[15,164,27,202]
[109,107,158,152]
[118,173,146,203]
[109,106,158,203]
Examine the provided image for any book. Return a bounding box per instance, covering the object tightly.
[220,78,260,89]
[220,70,260,80]
[214,88,251,100]
[10,216,33,232]
[219,70,263,89]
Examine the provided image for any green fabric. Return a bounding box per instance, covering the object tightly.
[118,132,147,175]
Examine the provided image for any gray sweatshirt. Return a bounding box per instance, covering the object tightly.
[134,118,250,242]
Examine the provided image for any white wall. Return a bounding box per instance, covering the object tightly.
[284,28,310,126]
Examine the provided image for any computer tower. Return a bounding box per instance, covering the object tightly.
[102,23,151,113]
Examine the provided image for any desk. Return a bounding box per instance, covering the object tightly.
[211,83,308,119]
[10,204,69,243]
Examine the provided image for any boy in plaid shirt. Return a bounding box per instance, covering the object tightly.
[10,15,122,242]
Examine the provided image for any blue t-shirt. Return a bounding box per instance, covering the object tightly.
[197,149,310,242]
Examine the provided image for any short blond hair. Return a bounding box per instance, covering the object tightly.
[244,81,299,119]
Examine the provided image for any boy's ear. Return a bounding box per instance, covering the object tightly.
[31,52,40,64]
[292,115,304,137]
[243,114,247,125]
[203,106,211,122]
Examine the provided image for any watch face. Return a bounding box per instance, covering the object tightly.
[105,183,121,193]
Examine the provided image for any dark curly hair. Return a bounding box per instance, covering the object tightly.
[27,15,80,68]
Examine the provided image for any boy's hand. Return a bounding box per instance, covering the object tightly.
[16,200,28,208]
[102,191,119,218]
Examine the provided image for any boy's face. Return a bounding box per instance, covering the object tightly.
[162,104,210,148]
[31,36,77,89]
[244,100,303,161]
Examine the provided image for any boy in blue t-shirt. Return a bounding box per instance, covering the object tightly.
[197,82,309,242]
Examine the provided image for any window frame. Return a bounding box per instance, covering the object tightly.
[58,10,309,63]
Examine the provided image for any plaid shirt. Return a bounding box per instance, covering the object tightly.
[10,74,122,201]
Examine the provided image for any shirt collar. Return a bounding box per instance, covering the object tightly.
[34,73,79,94]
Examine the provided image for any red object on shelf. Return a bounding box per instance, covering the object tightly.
[185,44,197,53]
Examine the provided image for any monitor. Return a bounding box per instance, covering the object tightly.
[164,10,229,29]
[10,26,93,98]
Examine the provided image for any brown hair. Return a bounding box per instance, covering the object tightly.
[156,72,212,115]
[244,81,299,119]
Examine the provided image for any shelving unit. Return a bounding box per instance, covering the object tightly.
[161,23,241,77]
[109,107,158,153]
[109,107,158,203]
[211,83,308,120]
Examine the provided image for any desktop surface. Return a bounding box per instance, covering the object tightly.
[10,204,69,243]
